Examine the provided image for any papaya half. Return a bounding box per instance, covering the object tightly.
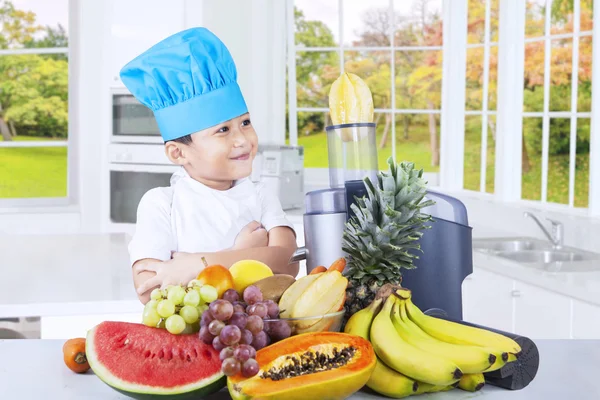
[227,332,376,400]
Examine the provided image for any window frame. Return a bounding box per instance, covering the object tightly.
[287,0,444,183]
[448,0,599,217]
[0,0,75,209]
[288,0,600,216]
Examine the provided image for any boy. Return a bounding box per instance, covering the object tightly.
[120,28,299,304]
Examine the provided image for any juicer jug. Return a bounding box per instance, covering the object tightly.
[290,123,378,271]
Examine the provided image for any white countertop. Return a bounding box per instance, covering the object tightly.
[2,222,598,321]
[473,247,600,307]
[0,339,598,399]
[0,233,142,318]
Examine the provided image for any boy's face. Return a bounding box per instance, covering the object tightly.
[165,113,258,188]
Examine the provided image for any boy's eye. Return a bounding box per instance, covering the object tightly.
[242,119,251,126]
[217,126,229,133]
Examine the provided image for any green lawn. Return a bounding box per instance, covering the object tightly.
[463,121,589,208]
[0,136,67,198]
[1,128,589,207]
[298,123,440,172]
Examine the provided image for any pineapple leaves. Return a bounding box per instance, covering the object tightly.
[341,157,435,284]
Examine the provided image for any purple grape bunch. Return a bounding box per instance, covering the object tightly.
[199,285,290,377]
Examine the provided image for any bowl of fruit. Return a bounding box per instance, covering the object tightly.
[263,310,346,340]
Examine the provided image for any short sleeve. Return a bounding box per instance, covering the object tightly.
[128,187,175,266]
[257,183,296,236]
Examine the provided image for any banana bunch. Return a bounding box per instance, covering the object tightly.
[344,286,521,398]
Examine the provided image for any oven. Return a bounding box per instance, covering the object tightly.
[111,87,163,144]
[107,143,177,233]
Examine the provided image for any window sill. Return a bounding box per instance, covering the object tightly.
[0,203,79,215]
[446,189,595,220]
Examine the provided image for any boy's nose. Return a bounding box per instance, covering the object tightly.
[232,127,249,147]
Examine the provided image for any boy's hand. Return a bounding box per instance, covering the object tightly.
[232,221,268,250]
[134,257,200,295]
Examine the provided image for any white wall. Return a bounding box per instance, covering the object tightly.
[201,0,286,145]
[449,191,600,252]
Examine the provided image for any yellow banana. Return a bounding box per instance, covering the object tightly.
[485,351,519,373]
[370,295,463,386]
[415,382,455,394]
[458,373,485,392]
[391,299,496,374]
[367,359,419,399]
[404,297,522,354]
[485,351,511,372]
[344,297,419,398]
[343,297,382,340]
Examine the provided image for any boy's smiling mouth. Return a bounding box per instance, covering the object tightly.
[231,153,250,161]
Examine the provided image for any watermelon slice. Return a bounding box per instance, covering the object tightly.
[86,321,225,399]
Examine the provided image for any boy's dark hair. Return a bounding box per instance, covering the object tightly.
[168,134,193,145]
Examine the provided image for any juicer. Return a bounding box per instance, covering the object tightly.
[290,122,473,320]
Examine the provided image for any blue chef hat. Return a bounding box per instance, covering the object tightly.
[120,27,248,141]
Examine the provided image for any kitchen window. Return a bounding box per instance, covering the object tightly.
[286,0,443,182]
[463,0,499,194]
[520,0,593,209]
[456,0,598,215]
[0,0,72,207]
[287,0,599,216]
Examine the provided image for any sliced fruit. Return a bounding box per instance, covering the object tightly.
[86,321,225,399]
[253,274,296,303]
[196,264,235,298]
[291,271,348,319]
[229,260,273,293]
[295,291,345,334]
[278,273,322,318]
[328,72,374,128]
[227,332,376,400]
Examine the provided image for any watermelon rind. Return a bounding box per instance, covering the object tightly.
[86,324,226,399]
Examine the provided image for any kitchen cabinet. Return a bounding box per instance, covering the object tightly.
[462,269,514,333]
[513,282,571,339]
[572,300,600,339]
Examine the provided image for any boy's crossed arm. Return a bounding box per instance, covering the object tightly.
[132,222,298,304]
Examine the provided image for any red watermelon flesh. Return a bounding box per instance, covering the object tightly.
[86,321,225,398]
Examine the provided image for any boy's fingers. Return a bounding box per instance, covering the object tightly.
[135,262,158,274]
[242,221,262,233]
[137,276,161,295]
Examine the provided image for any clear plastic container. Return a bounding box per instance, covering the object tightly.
[326,123,378,188]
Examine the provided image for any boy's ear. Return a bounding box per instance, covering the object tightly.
[165,142,188,165]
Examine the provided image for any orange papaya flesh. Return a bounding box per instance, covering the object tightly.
[227,332,376,400]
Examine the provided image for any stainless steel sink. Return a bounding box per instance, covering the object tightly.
[496,250,591,263]
[473,237,600,272]
[473,238,552,252]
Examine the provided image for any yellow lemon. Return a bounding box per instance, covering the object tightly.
[229,260,273,293]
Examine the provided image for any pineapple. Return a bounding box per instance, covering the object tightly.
[342,157,434,319]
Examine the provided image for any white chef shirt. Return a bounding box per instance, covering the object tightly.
[128,167,295,266]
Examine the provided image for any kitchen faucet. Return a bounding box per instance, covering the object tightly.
[523,212,564,247]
